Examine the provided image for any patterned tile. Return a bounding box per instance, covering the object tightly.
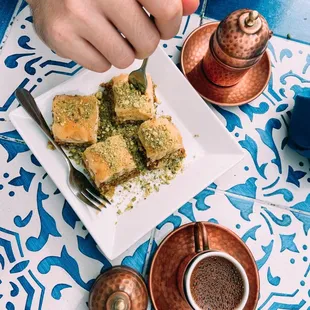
[154,191,310,309]
[0,5,309,310]
[0,136,152,310]
[210,37,310,211]
[163,20,310,211]
[0,7,82,120]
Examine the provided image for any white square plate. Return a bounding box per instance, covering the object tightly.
[10,47,244,260]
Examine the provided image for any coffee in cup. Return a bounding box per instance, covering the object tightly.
[186,252,249,310]
[177,222,249,310]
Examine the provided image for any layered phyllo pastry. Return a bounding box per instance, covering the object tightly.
[52,95,99,145]
[83,135,139,192]
[138,117,186,169]
[112,74,155,122]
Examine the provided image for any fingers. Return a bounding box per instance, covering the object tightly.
[31,0,185,71]
[78,13,135,69]
[51,34,111,72]
[103,0,160,59]
[138,0,183,39]
[182,0,200,16]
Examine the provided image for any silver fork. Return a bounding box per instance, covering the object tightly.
[128,15,154,94]
[128,58,149,94]
[15,88,110,211]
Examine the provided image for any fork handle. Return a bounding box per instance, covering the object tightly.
[140,58,149,71]
[15,88,72,169]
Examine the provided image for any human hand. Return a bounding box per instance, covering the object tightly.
[27,0,199,72]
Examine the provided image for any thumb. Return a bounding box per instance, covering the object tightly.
[182,0,200,16]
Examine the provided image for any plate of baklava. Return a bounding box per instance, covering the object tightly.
[10,47,244,259]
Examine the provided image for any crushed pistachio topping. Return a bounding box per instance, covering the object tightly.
[129,78,146,94]
[53,96,97,125]
[64,80,185,211]
[47,141,56,150]
[68,146,84,166]
[125,202,133,211]
[113,82,150,109]
[95,91,103,100]
[87,136,133,173]
[141,124,173,150]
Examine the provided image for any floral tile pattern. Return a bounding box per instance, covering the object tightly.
[0,143,152,310]
[154,193,310,309]
[0,5,309,310]
[164,21,310,212]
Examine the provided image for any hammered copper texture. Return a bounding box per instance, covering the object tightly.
[212,31,261,68]
[89,266,148,310]
[181,22,271,106]
[149,222,259,310]
[203,41,249,86]
[217,9,270,61]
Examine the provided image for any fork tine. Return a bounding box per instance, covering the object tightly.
[83,188,106,208]
[81,189,106,210]
[86,186,110,205]
[77,192,102,212]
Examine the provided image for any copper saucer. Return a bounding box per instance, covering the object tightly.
[89,266,148,310]
[181,22,271,106]
[149,222,259,310]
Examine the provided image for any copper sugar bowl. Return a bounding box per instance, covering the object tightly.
[203,9,273,87]
[88,266,148,310]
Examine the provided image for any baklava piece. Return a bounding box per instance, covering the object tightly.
[112,73,155,122]
[83,135,139,193]
[138,117,186,169]
[52,95,99,145]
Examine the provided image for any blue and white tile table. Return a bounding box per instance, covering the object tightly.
[0,2,309,310]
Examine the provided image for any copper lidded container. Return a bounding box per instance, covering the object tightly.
[89,266,148,310]
[203,9,273,87]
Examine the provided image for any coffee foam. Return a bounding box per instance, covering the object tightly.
[190,256,245,310]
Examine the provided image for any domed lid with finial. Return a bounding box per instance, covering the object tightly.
[89,266,148,310]
[214,9,272,65]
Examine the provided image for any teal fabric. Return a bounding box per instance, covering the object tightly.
[288,89,310,157]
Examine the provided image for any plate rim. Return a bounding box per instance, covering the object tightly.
[9,46,245,259]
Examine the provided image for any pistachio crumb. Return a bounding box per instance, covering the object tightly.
[60,80,185,201]
[47,141,56,150]
[96,91,103,100]
[125,202,133,212]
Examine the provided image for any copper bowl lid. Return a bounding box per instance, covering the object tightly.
[89,266,148,310]
[215,9,272,66]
